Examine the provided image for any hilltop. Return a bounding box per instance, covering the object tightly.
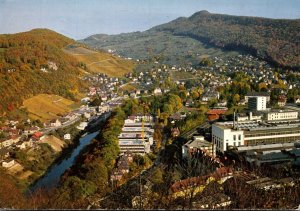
[0,29,88,115]
[81,11,300,70]
[0,29,135,116]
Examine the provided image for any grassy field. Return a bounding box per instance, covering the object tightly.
[64,46,135,77]
[23,94,78,122]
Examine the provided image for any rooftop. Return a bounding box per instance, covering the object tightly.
[185,137,213,148]
[246,92,269,97]
[215,120,300,131]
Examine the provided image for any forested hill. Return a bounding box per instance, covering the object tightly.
[0,29,87,114]
[81,11,300,70]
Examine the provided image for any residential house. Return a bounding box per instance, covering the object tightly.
[31,132,43,141]
[153,88,162,95]
[201,91,220,102]
[2,158,15,168]
[64,134,71,140]
[16,140,34,149]
[217,100,227,107]
[0,148,9,161]
[101,95,108,101]
[169,113,186,122]
[50,119,61,127]
[171,127,180,138]
[81,97,90,103]
[0,136,20,148]
[278,95,287,107]
[169,167,233,199]
[24,126,40,135]
[185,99,194,107]
[294,95,300,104]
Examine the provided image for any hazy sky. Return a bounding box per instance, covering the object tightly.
[0,0,299,39]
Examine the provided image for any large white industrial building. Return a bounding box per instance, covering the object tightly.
[212,120,300,153]
[118,115,154,154]
[265,110,298,121]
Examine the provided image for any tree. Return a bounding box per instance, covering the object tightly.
[199,58,213,67]
[90,98,102,107]
[233,94,240,105]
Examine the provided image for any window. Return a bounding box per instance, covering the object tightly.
[238,142,241,146]
[233,135,236,141]
[238,134,241,140]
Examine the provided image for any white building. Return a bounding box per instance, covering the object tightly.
[265,110,298,121]
[153,88,162,95]
[2,159,15,168]
[118,115,154,154]
[64,134,71,140]
[50,119,62,127]
[245,92,270,103]
[212,123,244,153]
[212,120,300,153]
[248,96,267,111]
[76,122,88,130]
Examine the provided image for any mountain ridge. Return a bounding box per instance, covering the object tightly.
[81,11,300,70]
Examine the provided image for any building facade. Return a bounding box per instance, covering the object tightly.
[248,96,267,111]
[212,123,244,153]
[265,110,298,121]
[212,121,300,153]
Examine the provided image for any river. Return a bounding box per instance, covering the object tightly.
[28,131,99,193]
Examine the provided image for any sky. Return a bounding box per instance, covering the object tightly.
[0,0,299,40]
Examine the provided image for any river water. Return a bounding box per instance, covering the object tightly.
[28,131,99,193]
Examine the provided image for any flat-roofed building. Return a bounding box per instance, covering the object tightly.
[264,110,298,121]
[212,123,244,153]
[245,92,270,103]
[118,115,154,154]
[212,120,300,153]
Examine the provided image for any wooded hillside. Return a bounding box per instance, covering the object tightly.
[0,29,87,114]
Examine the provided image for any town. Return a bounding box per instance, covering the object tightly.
[1,51,300,209]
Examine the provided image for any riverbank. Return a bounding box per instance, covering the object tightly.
[26,112,110,193]
[8,122,84,191]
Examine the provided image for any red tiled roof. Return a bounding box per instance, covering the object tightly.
[33,132,42,138]
[170,167,233,193]
[207,109,227,115]
[207,114,219,121]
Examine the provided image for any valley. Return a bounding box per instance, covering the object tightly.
[0,7,299,210]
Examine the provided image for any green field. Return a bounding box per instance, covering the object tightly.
[23,94,79,122]
[64,46,135,77]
